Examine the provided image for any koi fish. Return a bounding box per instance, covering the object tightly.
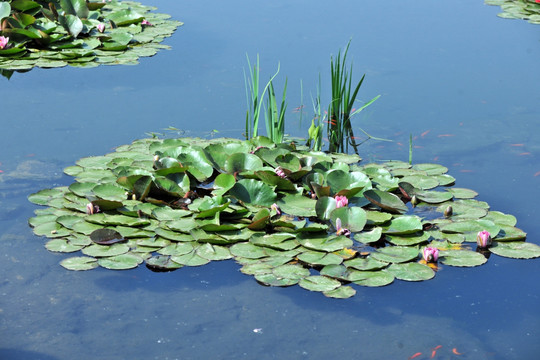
[431,345,442,358]
[534,171,540,177]
[437,134,455,138]
[510,143,524,147]
[452,348,463,355]
[408,352,422,359]
[519,152,531,156]
[421,130,430,138]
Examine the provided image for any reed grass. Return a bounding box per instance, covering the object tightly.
[244,54,281,140]
[327,41,380,153]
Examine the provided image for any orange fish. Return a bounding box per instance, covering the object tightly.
[452,348,463,355]
[534,171,540,177]
[437,134,455,138]
[433,156,439,161]
[292,105,304,113]
[421,130,431,138]
[408,352,422,360]
[519,152,531,156]
[510,143,524,147]
[430,345,442,358]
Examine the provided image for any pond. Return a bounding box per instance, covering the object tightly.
[1,0,539,359]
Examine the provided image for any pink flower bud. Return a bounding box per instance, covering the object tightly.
[97,23,105,33]
[274,166,286,179]
[335,218,351,237]
[86,203,100,215]
[334,195,348,208]
[141,19,153,26]
[476,230,492,248]
[271,203,281,215]
[422,246,439,263]
[0,36,10,50]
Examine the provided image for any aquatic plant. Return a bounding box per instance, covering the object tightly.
[243,55,281,141]
[327,41,380,153]
[485,0,540,24]
[0,0,182,74]
[28,136,540,299]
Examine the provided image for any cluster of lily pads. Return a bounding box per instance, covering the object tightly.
[485,0,540,24]
[28,136,539,298]
[0,0,182,73]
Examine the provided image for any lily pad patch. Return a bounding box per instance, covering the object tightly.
[27,136,532,299]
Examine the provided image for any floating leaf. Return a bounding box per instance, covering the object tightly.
[298,276,341,292]
[145,255,183,271]
[440,250,488,267]
[89,228,124,245]
[45,238,84,253]
[354,227,382,244]
[489,241,540,259]
[371,246,419,264]
[98,253,144,270]
[82,243,130,257]
[348,270,395,287]
[277,193,317,217]
[323,285,356,299]
[364,189,408,214]
[60,256,98,271]
[387,262,435,281]
[382,215,423,235]
[229,179,277,207]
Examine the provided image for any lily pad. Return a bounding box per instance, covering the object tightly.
[298,275,341,292]
[364,189,408,214]
[371,246,419,264]
[60,256,98,271]
[489,242,540,259]
[440,250,488,267]
[387,262,435,281]
[348,270,395,287]
[98,253,144,270]
[323,285,356,299]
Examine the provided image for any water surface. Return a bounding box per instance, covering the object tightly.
[1,1,539,359]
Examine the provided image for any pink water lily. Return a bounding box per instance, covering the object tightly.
[0,36,9,50]
[274,166,286,179]
[335,195,348,208]
[86,203,100,215]
[476,230,492,248]
[97,23,105,33]
[335,218,351,237]
[422,246,439,263]
[141,19,153,26]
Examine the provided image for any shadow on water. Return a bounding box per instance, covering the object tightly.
[0,349,59,360]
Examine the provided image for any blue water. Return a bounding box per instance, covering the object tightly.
[1,1,539,359]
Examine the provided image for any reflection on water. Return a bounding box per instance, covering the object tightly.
[1,0,539,359]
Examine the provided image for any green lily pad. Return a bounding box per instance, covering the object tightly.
[82,243,130,257]
[387,262,435,281]
[323,285,356,299]
[354,227,382,244]
[494,225,527,241]
[98,253,144,270]
[298,233,353,252]
[371,246,419,264]
[277,193,317,217]
[45,238,84,253]
[440,250,488,267]
[60,256,98,271]
[230,242,268,259]
[255,272,298,287]
[298,275,341,292]
[344,257,388,271]
[297,250,343,266]
[364,189,408,214]
[229,179,277,207]
[171,250,210,267]
[196,243,233,261]
[348,270,395,287]
[446,187,478,199]
[489,241,540,259]
[272,264,310,280]
[382,215,423,235]
[385,231,430,246]
[145,255,183,271]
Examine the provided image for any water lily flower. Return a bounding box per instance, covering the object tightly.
[86,203,100,215]
[141,19,153,26]
[0,36,9,50]
[97,23,105,33]
[335,195,348,208]
[335,218,351,237]
[476,230,492,248]
[422,246,439,263]
[275,166,286,179]
[271,203,281,215]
